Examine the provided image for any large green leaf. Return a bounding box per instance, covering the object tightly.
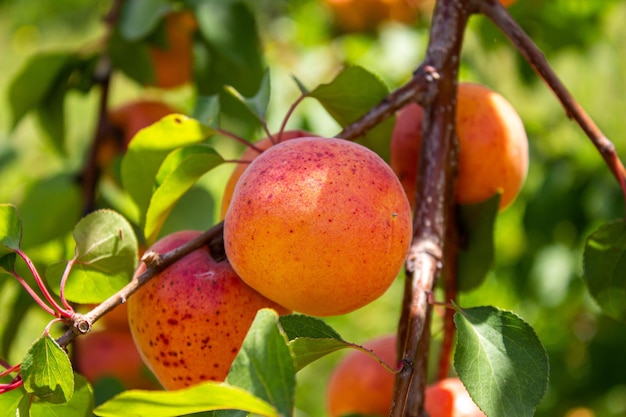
[308,66,393,160]
[145,144,224,243]
[226,309,295,417]
[457,194,500,292]
[194,1,265,96]
[93,382,278,417]
[120,114,216,229]
[454,306,549,417]
[8,52,73,129]
[20,335,75,404]
[18,174,82,249]
[279,314,350,371]
[46,210,138,304]
[30,374,94,417]
[118,0,171,41]
[583,220,626,322]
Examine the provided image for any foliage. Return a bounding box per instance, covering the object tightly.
[0,0,625,416]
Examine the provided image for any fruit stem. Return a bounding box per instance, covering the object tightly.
[478,0,626,213]
[217,129,265,154]
[59,258,78,314]
[15,250,73,319]
[276,93,307,143]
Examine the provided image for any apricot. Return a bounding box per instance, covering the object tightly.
[74,328,159,390]
[108,100,178,149]
[425,377,486,417]
[223,137,412,317]
[390,83,528,210]
[127,230,290,390]
[327,334,398,417]
[325,0,420,32]
[146,11,197,89]
[220,130,313,219]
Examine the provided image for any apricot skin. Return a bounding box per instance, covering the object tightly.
[425,377,486,417]
[127,230,289,390]
[390,83,528,210]
[224,137,412,317]
[327,334,398,417]
[220,130,313,219]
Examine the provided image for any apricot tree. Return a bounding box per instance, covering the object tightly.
[1,1,625,417]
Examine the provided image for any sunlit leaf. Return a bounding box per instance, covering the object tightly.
[46,210,138,303]
[309,65,393,160]
[94,382,278,417]
[0,386,25,417]
[30,374,94,417]
[583,220,626,322]
[145,144,224,243]
[457,194,500,292]
[280,314,349,370]
[454,305,549,417]
[226,309,295,417]
[121,114,216,230]
[21,335,74,404]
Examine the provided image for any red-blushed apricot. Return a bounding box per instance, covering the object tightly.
[224,137,412,317]
[127,230,290,390]
[147,11,197,89]
[220,130,314,219]
[327,334,398,417]
[390,83,528,210]
[425,377,486,417]
[74,328,159,390]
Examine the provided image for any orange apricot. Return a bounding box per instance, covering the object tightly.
[325,0,419,32]
[147,11,197,89]
[220,130,313,219]
[224,137,412,317]
[127,230,290,390]
[390,83,528,210]
[74,328,159,390]
[327,334,398,417]
[425,377,486,417]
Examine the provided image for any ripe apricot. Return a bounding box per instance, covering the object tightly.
[127,230,290,390]
[327,334,398,417]
[425,377,486,417]
[224,137,412,317]
[390,83,528,210]
[147,11,197,89]
[325,0,420,32]
[74,328,159,390]
[220,130,313,219]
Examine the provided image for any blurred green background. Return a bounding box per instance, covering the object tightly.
[1,0,626,416]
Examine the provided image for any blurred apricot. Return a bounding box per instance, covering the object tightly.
[425,377,486,417]
[147,11,197,89]
[325,0,419,32]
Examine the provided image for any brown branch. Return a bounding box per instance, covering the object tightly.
[477,0,626,211]
[56,222,224,348]
[391,0,469,415]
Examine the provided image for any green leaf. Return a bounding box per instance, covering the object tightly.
[223,69,271,121]
[279,315,349,371]
[121,114,216,230]
[18,174,82,249]
[309,66,393,160]
[226,309,295,417]
[0,204,21,257]
[46,209,138,304]
[454,305,549,417]
[30,374,94,417]
[583,220,626,322]
[118,0,171,41]
[36,80,67,154]
[21,335,75,404]
[94,382,278,417]
[0,386,25,417]
[192,95,221,128]
[145,144,223,243]
[8,52,73,129]
[108,28,155,86]
[194,1,265,96]
[457,194,500,292]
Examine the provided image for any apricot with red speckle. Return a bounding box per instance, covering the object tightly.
[224,137,412,317]
[127,230,289,390]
